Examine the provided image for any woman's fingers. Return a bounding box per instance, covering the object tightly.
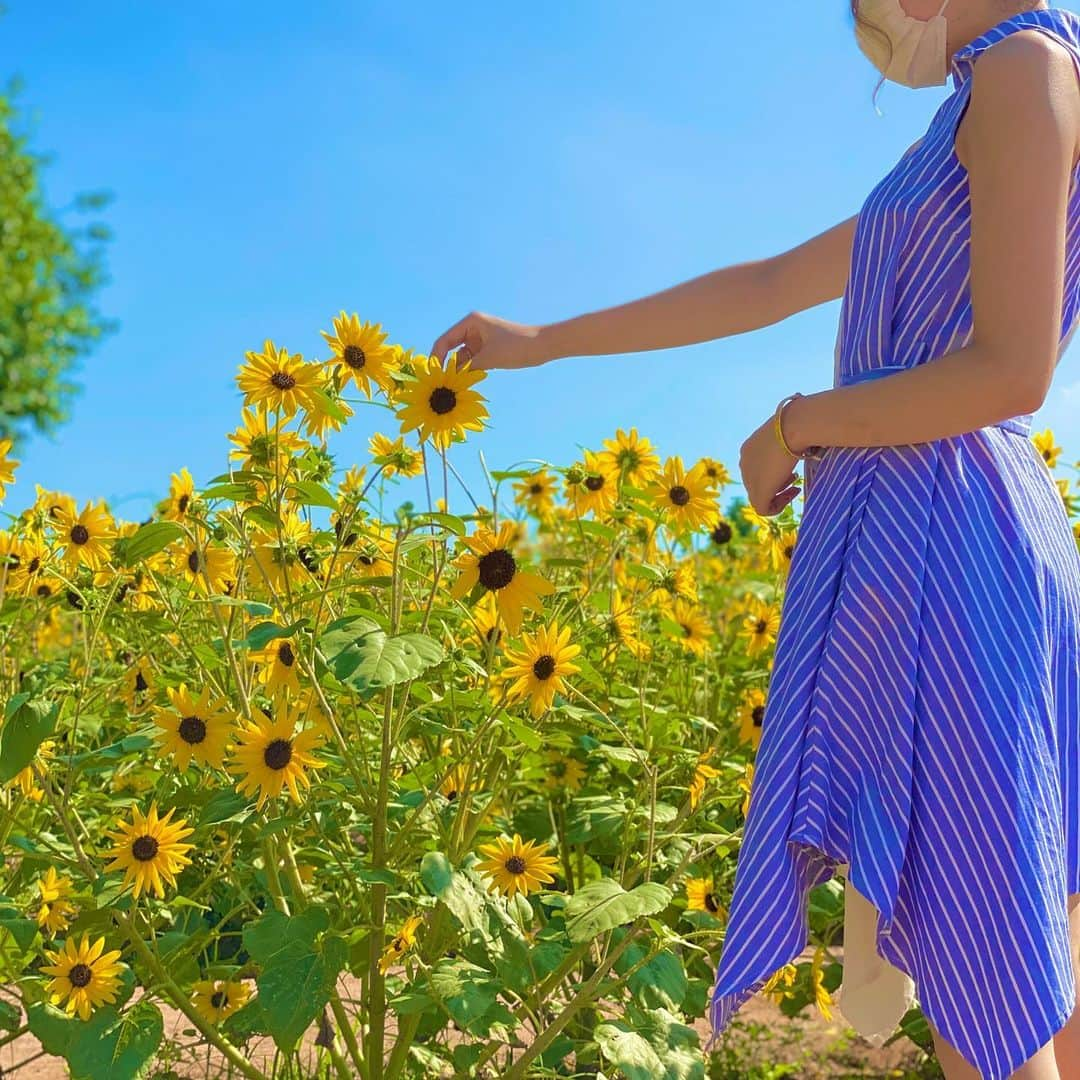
[430,313,477,363]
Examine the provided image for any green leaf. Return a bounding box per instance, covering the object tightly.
[0,905,38,953]
[287,480,339,511]
[241,618,307,651]
[321,618,444,692]
[242,907,345,1051]
[408,512,466,536]
[563,879,673,944]
[28,999,163,1080]
[420,853,488,934]
[0,694,58,783]
[118,521,183,566]
[0,998,20,1032]
[594,1020,665,1080]
[200,482,257,502]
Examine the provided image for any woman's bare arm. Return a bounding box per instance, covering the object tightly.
[531,216,858,362]
[783,30,1079,455]
[430,215,857,370]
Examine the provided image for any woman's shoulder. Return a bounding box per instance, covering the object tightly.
[968,26,1080,96]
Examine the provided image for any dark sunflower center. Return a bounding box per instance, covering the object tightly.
[584,475,605,492]
[429,387,457,415]
[270,371,296,390]
[132,835,160,862]
[187,550,204,574]
[70,524,90,545]
[177,494,190,513]
[532,655,556,680]
[682,624,693,638]
[211,991,228,1009]
[505,856,527,875]
[179,715,207,744]
[277,641,295,667]
[28,556,41,573]
[530,483,543,495]
[477,549,516,591]
[706,893,720,914]
[755,619,767,633]
[711,522,732,545]
[752,705,765,727]
[343,344,366,370]
[669,485,690,507]
[264,738,293,771]
[484,626,501,644]
[135,672,149,693]
[68,963,93,988]
[552,761,567,778]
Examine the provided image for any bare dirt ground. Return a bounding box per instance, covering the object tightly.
[0,945,935,1079]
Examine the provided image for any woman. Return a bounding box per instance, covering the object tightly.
[430,3,1080,1077]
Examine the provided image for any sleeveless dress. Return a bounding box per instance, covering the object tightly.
[705,9,1080,1080]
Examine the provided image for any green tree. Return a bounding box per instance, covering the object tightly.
[0,76,113,445]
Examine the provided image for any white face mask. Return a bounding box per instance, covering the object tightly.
[855,0,952,89]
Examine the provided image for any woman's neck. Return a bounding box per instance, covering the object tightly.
[946,1,1049,59]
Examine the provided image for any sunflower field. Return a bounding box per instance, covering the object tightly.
[0,314,1076,1080]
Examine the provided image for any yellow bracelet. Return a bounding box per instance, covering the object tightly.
[774,393,803,458]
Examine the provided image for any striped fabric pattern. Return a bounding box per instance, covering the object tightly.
[705,9,1080,1080]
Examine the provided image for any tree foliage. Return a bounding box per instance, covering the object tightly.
[0,78,113,444]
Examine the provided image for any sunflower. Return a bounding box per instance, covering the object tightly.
[439,762,471,801]
[450,521,554,636]
[53,500,115,572]
[767,527,798,572]
[811,944,834,1021]
[737,687,768,750]
[650,456,717,532]
[543,750,586,793]
[191,979,251,1024]
[237,340,324,418]
[395,352,489,450]
[336,519,395,578]
[36,867,77,936]
[688,750,722,810]
[173,538,236,595]
[598,428,661,488]
[153,683,234,770]
[252,635,303,698]
[740,597,780,657]
[321,312,398,398]
[696,456,731,488]
[0,437,19,501]
[565,451,619,520]
[10,738,55,801]
[368,432,424,478]
[685,876,725,919]
[737,762,755,817]
[228,700,326,811]
[761,962,798,1006]
[707,516,734,548]
[3,533,51,597]
[301,386,354,442]
[119,656,155,713]
[512,470,558,518]
[500,620,581,718]
[470,591,504,654]
[379,913,425,975]
[1032,428,1062,470]
[251,512,316,594]
[104,802,195,900]
[41,933,126,1021]
[606,589,651,661]
[669,599,712,657]
[163,467,196,521]
[475,833,559,900]
[228,407,307,471]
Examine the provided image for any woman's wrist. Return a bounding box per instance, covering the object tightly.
[780,392,818,456]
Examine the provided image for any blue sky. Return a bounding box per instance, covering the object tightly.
[5,1,1079,523]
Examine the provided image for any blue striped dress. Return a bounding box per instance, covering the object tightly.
[705,9,1080,1079]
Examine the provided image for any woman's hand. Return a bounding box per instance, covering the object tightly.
[739,412,802,517]
[430,312,547,370]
